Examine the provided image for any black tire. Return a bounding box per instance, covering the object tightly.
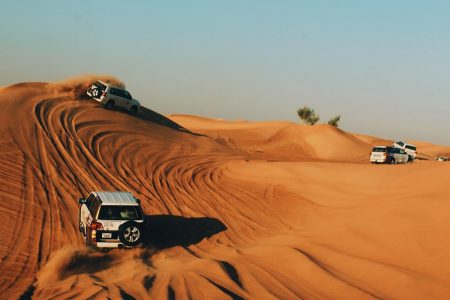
[91,88,100,98]
[118,221,143,247]
[389,158,396,165]
[105,100,115,110]
[129,106,138,115]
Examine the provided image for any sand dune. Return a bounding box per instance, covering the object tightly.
[1,77,450,299]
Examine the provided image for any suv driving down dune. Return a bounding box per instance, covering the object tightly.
[79,191,144,249]
[87,80,141,115]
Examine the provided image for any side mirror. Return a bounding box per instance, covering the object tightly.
[136,199,141,204]
[78,198,86,204]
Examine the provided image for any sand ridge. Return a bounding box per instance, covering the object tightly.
[1,77,450,299]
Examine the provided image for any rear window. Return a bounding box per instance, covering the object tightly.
[93,81,107,92]
[372,147,386,152]
[405,145,416,151]
[98,205,142,220]
[396,141,405,147]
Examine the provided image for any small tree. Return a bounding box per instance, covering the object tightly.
[328,115,341,127]
[297,106,320,125]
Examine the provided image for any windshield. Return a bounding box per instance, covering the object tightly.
[98,205,142,220]
[396,141,405,147]
[405,145,416,151]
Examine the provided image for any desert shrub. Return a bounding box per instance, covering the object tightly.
[328,115,341,127]
[297,106,320,125]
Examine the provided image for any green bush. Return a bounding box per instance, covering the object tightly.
[297,106,320,125]
[328,115,341,127]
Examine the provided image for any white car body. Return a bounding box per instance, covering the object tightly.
[436,157,449,162]
[79,191,144,248]
[393,141,417,160]
[87,80,141,115]
[370,146,409,164]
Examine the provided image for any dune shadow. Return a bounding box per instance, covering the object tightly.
[142,215,227,250]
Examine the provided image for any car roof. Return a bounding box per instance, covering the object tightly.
[93,191,139,206]
[373,146,386,148]
[395,141,416,147]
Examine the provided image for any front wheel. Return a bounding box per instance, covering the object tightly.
[105,100,115,110]
[129,106,138,115]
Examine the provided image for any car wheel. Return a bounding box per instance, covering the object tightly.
[129,106,138,115]
[105,100,115,110]
[118,221,142,247]
[91,88,100,98]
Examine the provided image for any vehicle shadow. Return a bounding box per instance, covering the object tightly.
[141,215,227,250]
[137,107,193,134]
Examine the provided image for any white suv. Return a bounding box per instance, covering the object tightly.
[392,141,417,161]
[87,80,141,115]
[370,146,409,164]
[78,191,144,249]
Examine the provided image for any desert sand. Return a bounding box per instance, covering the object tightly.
[1,76,450,299]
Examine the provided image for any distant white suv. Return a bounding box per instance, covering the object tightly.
[370,146,409,164]
[79,191,144,249]
[392,141,417,161]
[87,80,141,115]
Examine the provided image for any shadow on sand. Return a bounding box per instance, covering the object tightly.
[142,215,227,250]
[137,107,193,134]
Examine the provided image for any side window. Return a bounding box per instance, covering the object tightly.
[110,88,118,96]
[86,194,95,211]
[123,91,132,100]
[91,197,102,218]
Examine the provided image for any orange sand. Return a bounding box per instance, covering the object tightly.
[1,77,450,299]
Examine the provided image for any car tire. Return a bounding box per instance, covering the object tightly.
[105,100,115,110]
[390,158,396,165]
[129,106,138,115]
[91,88,100,98]
[118,221,143,247]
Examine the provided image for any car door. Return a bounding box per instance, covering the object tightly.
[109,88,124,107]
[400,149,408,163]
[123,90,133,108]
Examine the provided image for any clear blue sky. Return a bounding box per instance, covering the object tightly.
[1,0,450,144]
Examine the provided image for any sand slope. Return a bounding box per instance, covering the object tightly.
[1,77,450,299]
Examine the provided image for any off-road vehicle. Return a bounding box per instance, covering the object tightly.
[79,191,144,249]
[87,80,141,115]
[392,141,417,161]
[370,146,409,164]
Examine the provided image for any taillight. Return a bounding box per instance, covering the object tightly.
[91,221,103,243]
[91,221,103,230]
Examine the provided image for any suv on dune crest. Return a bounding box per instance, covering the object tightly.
[79,191,144,249]
[87,80,141,115]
